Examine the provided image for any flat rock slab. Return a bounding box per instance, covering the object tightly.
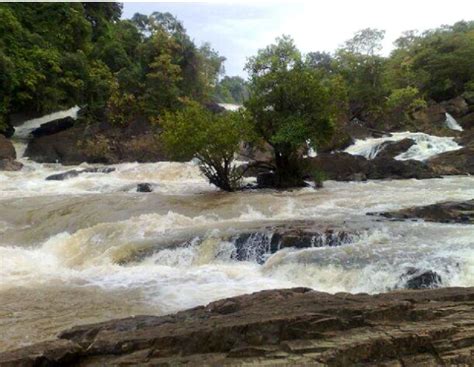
[2,287,474,366]
[373,199,474,224]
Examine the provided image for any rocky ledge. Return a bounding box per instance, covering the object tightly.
[374,199,474,224]
[2,287,474,366]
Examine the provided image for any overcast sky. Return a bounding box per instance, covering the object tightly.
[123,1,474,77]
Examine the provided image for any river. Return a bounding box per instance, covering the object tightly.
[1,112,473,352]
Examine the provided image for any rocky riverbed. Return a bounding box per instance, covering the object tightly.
[2,287,474,366]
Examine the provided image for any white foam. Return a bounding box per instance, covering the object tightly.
[345,132,462,161]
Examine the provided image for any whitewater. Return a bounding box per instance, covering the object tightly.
[1,111,473,352]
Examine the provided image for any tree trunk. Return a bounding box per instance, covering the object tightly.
[274,150,306,188]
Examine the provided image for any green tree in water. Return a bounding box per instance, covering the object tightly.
[245,36,335,188]
[160,101,253,192]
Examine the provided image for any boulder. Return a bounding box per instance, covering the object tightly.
[0,159,23,171]
[4,287,474,366]
[0,135,15,160]
[375,138,415,160]
[428,146,474,175]
[25,117,178,165]
[374,199,474,224]
[306,153,437,181]
[31,116,75,138]
[411,104,447,126]
[403,268,442,290]
[137,183,153,193]
[441,96,469,118]
[231,228,356,264]
[460,112,474,130]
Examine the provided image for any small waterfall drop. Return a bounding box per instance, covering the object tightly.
[345,132,462,161]
[445,113,463,131]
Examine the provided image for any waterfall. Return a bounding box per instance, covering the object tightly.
[445,113,463,131]
[345,132,462,161]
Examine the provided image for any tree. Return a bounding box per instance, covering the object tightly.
[214,76,249,104]
[160,101,252,191]
[245,36,335,188]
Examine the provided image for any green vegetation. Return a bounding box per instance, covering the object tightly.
[160,101,251,191]
[245,36,336,188]
[0,3,473,189]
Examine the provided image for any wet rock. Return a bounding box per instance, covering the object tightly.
[256,172,277,188]
[411,104,447,127]
[203,102,226,114]
[402,268,442,290]
[31,116,75,137]
[375,138,415,159]
[306,153,437,181]
[375,199,474,224]
[25,117,180,165]
[46,167,115,181]
[231,228,355,264]
[137,183,153,193]
[460,112,474,129]
[3,287,474,366]
[0,159,23,171]
[0,135,15,160]
[428,146,474,175]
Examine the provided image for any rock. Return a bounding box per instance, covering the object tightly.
[137,183,153,193]
[203,102,226,114]
[256,172,277,188]
[3,287,474,366]
[375,199,474,224]
[402,268,442,290]
[25,117,180,165]
[31,116,75,138]
[231,228,356,264]
[0,124,15,139]
[0,135,15,160]
[460,112,474,130]
[0,159,23,171]
[441,96,469,118]
[306,153,437,181]
[411,104,447,126]
[46,167,115,181]
[428,146,474,175]
[375,138,415,160]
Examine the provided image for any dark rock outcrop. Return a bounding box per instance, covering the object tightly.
[401,268,442,290]
[441,96,469,118]
[31,117,75,138]
[25,118,180,165]
[45,167,115,181]
[375,138,415,160]
[136,183,153,193]
[428,146,474,175]
[256,172,277,188]
[306,153,437,181]
[0,135,15,160]
[231,228,355,264]
[3,287,474,366]
[375,199,474,224]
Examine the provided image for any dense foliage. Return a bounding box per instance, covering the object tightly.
[0,2,225,133]
[245,36,336,187]
[160,101,251,191]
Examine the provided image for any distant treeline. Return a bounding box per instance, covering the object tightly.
[0,2,473,135]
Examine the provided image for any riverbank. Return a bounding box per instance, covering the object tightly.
[2,286,474,366]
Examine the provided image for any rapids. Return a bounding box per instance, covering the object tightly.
[1,113,473,352]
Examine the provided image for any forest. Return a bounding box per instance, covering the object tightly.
[1,2,473,189]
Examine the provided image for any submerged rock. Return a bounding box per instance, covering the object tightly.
[46,167,115,181]
[374,199,474,224]
[136,183,153,193]
[375,138,415,159]
[3,287,474,366]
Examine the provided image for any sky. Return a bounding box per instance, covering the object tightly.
[122,1,474,77]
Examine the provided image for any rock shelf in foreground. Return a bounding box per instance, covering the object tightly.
[2,287,474,366]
